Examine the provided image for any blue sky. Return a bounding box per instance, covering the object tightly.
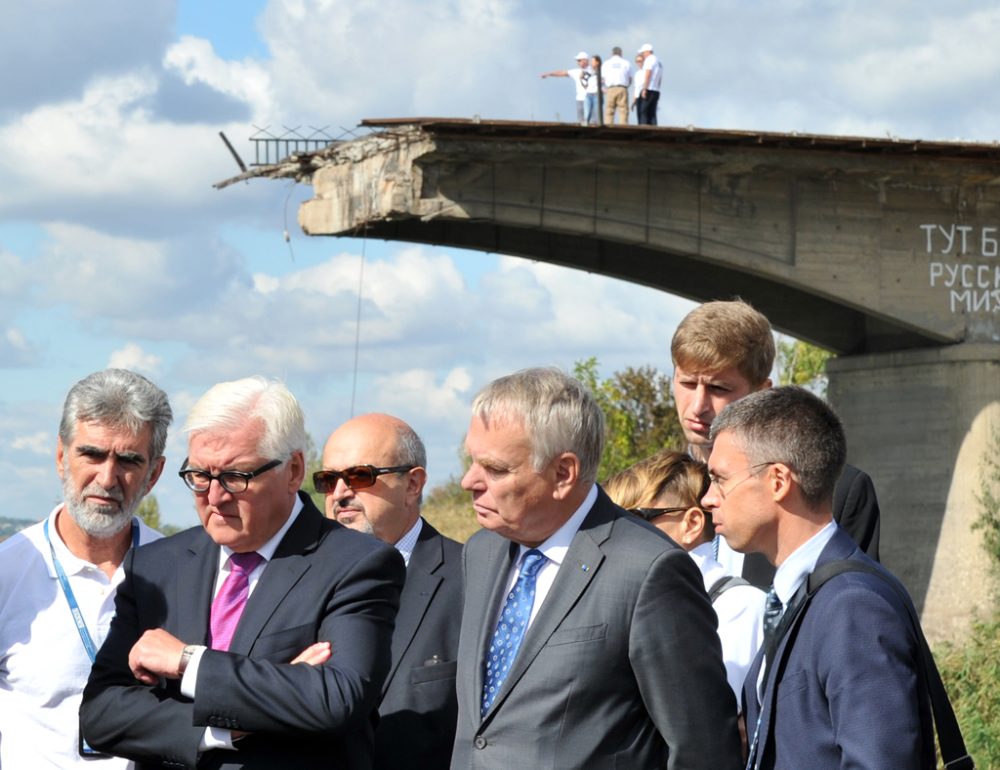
[2,0,1000,527]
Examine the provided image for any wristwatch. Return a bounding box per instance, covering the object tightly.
[178,644,198,675]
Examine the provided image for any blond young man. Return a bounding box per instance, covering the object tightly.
[670,300,881,587]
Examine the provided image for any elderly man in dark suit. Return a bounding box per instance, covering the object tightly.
[703,387,934,769]
[452,367,741,770]
[318,413,462,770]
[80,377,404,769]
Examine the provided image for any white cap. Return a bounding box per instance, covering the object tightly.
[638,43,653,53]
[575,51,589,60]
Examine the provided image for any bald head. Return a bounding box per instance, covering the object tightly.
[319,413,427,545]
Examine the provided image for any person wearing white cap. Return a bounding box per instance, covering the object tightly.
[636,43,663,125]
[541,51,596,125]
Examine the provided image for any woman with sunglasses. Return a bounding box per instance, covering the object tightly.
[605,450,767,707]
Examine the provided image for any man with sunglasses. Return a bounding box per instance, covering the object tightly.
[317,413,462,770]
[81,377,405,769]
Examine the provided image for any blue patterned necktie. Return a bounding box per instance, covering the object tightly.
[481,549,546,717]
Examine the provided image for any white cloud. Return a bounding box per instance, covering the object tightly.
[11,431,52,456]
[163,36,275,121]
[108,343,162,375]
[0,0,173,115]
[259,0,524,124]
[37,222,245,322]
[373,366,473,421]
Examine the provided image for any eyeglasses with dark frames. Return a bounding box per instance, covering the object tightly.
[178,458,283,494]
[312,465,415,493]
[629,506,692,522]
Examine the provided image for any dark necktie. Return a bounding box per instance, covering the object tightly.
[210,551,264,651]
[481,549,546,717]
[762,586,784,669]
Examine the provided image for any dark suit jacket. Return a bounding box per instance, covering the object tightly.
[742,527,934,770]
[374,519,462,770]
[80,493,405,770]
[742,463,881,587]
[451,487,742,770]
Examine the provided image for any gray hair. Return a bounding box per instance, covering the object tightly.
[392,421,427,505]
[471,367,605,485]
[392,422,427,469]
[710,386,845,510]
[184,376,306,460]
[59,369,172,459]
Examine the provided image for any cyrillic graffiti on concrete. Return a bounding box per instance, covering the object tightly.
[923,224,1000,312]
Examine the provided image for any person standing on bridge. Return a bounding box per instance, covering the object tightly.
[541,52,595,125]
[636,43,663,125]
[602,46,633,125]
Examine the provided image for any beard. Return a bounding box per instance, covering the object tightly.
[332,502,375,536]
[62,475,142,539]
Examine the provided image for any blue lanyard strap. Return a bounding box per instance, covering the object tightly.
[43,516,139,663]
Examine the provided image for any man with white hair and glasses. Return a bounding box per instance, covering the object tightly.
[81,376,405,769]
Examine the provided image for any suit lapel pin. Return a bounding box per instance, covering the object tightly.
[580,563,590,572]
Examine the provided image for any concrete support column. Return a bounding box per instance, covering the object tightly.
[827,345,1000,641]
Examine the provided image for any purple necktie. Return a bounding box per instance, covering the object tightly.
[210,551,264,651]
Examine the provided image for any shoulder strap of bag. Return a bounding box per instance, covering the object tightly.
[707,574,751,603]
[807,560,974,770]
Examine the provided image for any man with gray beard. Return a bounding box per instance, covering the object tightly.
[0,368,171,769]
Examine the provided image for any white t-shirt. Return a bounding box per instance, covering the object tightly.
[568,67,596,100]
[601,55,633,88]
[0,506,161,769]
[642,53,663,92]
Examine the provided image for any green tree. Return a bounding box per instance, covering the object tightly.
[935,417,1000,768]
[973,421,1000,574]
[776,338,834,394]
[422,455,480,544]
[136,495,162,530]
[300,433,326,512]
[135,494,182,535]
[573,358,684,482]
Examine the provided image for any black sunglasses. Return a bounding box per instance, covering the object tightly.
[313,464,415,493]
[629,506,691,522]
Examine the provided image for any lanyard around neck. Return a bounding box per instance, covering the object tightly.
[43,516,139,663]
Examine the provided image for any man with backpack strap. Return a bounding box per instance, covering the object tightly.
[702,386,954,769]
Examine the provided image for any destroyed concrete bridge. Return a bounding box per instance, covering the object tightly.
[220,118,1000,639]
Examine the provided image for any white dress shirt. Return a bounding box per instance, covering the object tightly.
[181,495,304,750]
[713,533,746,577]
[497,484,598,630]
[0,505,161,769]
[756,520,838,703]
[689,541,766,706]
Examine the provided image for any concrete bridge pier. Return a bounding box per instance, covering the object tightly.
[829,345,1000,640]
